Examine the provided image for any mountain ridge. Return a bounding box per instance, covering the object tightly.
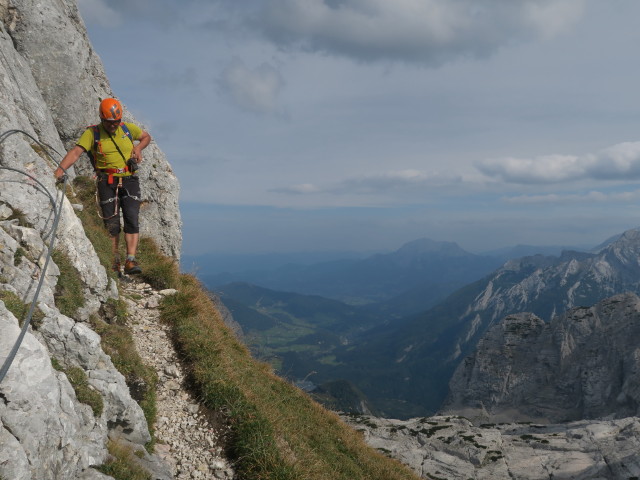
[324,227,640,418]
[204,238,504,312]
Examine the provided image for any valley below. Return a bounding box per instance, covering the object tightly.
[198,230,640,478]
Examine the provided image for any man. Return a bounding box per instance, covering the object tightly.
[54,98,151,275]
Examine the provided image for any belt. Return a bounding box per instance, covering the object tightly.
[98,166,131,184]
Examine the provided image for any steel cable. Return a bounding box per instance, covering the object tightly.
[0,129,68,385]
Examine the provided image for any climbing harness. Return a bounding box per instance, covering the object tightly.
[0,129,67,385]
[96,175,122,220]
[95,175,141,220]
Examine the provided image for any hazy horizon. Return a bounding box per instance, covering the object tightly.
[180,233,604,277]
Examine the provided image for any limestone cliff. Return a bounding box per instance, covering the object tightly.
[442,293,640,423]
[0,0,181,478]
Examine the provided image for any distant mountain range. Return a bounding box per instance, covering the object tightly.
[331,228,640,418]
[195,241,581,307]
[203,232,640,418]
[203,238,522,314]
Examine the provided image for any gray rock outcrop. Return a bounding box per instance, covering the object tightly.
[344,414,640,480]
[0,303,106,480]
[0,0,183,478]
[442,293,640,423]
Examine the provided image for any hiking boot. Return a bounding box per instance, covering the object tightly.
[124,259,142,275]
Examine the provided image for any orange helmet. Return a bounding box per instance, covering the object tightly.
[99,98,123,121]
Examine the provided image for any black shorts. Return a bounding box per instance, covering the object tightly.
[96,174,141,236]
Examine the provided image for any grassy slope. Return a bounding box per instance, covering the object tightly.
[162,271,420,479]
[72,176,420,480]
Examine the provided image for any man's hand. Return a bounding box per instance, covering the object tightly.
[131,146,143,163]
[55,145,84,180]
[131,130,151,163]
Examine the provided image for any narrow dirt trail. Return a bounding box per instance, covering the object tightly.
[121,280,235,480]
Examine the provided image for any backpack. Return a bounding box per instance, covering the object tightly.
[86,123,133,171]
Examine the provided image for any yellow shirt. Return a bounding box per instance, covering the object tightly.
[77,122,143,174]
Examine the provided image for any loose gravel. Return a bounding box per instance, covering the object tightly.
[122,280,236,480]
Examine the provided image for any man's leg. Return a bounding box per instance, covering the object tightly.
[125,232,139,257]
[123,232,142,274]
[97,177,122,272]
[121,176,142,274]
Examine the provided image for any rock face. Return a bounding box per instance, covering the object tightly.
[442,293,640,423]
[443,228,640,374]
[344,414,640,480]
[0,0,182,478]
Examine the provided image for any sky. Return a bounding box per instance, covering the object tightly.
[77,0,640,257]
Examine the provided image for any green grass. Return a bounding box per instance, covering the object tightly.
[13,246,26,266]
[65,366,104,417]
[161,271,420,480]
[95,440,152,480]
[105,297,129,324]
[0,290,29,320]
[52,249,86,317]
[136,237,179,290]
[0,290,45,328]
[52,358,104,417]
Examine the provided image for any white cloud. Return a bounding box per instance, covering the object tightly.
[585,142,640,179]
[477,141,640,184]
[217,59,284,114]
[477,154,584,184]
[254,0,585,64]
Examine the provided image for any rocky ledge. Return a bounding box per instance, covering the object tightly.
[343,414,640,480]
